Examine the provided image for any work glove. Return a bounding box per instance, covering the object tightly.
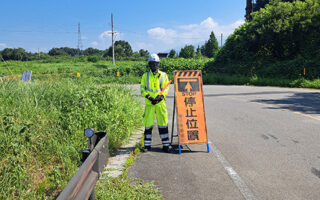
[145,94,155,102]
[152,95,164,105]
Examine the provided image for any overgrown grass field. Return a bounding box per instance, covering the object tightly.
[0,78,144,199]
[0,59,146,84]
[2,58,320,88]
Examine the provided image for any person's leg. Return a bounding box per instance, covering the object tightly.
[156,103,170,152]
[143,105,156,150]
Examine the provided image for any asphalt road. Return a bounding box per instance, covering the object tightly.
[128,85,320,200]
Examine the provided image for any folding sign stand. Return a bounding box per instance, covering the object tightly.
[170,92,182,153]
[171,70,209,155]
[170,94,186,155]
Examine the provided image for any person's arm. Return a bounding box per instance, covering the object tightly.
[141,73,155,102]
[161,73,170,98]
[152,73,170,105]
[140,73,148,98]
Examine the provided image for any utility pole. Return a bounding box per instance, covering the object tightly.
[111,13,115,66]
[252,0,255,12]
[38,48,40,59]
[221,33,223,47]
[107,14,118,66]
[245,0,253,21]
[77,22,83,55]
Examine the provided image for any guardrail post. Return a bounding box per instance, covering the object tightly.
[83,128,96,200]
[57,128,108,200]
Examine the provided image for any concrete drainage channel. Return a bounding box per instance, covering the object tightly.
[103,128,144,178]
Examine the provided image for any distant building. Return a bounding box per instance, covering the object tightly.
[157,53,168,59]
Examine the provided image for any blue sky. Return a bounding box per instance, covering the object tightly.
[0,0,246,53]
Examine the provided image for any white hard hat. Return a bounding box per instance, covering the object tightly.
[148,53,160,62]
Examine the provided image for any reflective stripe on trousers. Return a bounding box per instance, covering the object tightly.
[144,126,153,147]
[144,125,169,147]
[159,126,169,146]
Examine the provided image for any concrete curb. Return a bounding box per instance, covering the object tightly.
[103,128,144,178]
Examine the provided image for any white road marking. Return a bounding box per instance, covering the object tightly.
[209,141,257,200]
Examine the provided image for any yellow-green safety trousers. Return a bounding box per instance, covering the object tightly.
[140,70,170,147]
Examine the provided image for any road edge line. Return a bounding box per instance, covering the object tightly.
[209,141,257,200]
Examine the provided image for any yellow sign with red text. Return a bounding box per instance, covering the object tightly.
[174,70,208,145]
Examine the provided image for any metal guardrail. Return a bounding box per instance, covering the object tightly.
[57,129,108,200]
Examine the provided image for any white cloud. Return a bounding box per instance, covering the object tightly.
[147,27,177,44]
[81,36,88,40]
[99,31,122,40]
[90,41,98,46]
[178,24,198,30]
[99,31,111,40]
[199,17,219,29]
[93,30,123,49]
[134,42,154,51]
[144,17,245,52]
[0,43,7,49]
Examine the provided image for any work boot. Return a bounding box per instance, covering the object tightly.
[142,146,151,152]
[162,146,170,153]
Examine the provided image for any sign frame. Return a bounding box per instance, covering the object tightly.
[172,70,209,154]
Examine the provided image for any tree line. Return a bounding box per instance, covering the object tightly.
[168,31,219,59]
[246,0,305,20]
[0,41,150,62]
[209,0,320,79]
[0,31,220,61]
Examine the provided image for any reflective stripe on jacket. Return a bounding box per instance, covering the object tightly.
[140,70,170,105]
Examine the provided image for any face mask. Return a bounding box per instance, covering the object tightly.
[149,62,159,75]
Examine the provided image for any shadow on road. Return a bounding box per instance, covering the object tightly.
[146,144,207,154]
[167,91,320,116]
[252,92,320,115]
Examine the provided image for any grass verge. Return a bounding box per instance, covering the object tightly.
[96,139,163,200]
[0,79,143,199]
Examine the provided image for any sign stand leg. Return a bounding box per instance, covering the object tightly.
[179,145,181,155]
[170,92,176,145]
[207,144,210,153]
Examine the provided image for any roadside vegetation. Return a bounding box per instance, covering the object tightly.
[0,59,146,84]
[0,79,143,199]
[208,0,320,80]
[96,139,162,200]
[3,56,320,89]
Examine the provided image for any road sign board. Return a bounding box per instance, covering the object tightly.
[174,70,208,145]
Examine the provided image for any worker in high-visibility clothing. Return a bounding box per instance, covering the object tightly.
[140,54,170,153]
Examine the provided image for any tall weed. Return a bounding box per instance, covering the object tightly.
[0,79,143,199]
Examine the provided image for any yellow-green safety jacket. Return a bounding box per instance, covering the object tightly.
[140,70,170,105]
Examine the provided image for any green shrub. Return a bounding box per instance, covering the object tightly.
[208,0,320,79]
[87,55,100,63]
[0,79,143,199]
[159,58,213,74]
